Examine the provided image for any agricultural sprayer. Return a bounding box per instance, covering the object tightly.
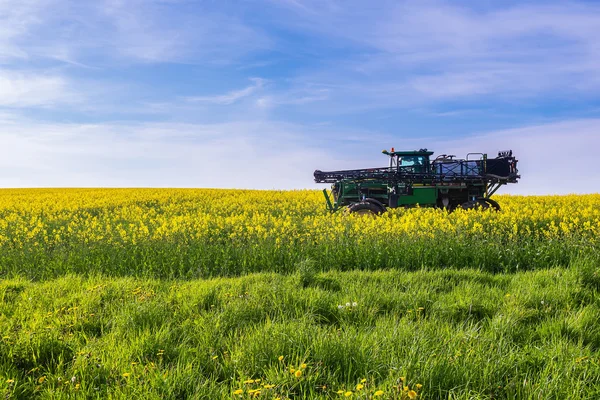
[314,148,520,214]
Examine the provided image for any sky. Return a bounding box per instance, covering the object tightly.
[1,0,600,194]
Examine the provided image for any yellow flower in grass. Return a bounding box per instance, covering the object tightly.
[278,355,284,361]
[295,370,302,378]
[122,373,131,378]
[408,389,418,399]
[356,383,364,390]
[374,390,384,396]
[336,390,345,394]
[233,389,243,395]
[416,384,423,389]
[301,363,307,369]
[344,392,353,397]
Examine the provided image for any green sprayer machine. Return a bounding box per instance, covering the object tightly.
[314,148,520,214]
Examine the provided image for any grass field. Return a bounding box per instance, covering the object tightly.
[1,189,600,399]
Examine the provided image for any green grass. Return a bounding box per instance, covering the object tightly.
[2,262,600,399]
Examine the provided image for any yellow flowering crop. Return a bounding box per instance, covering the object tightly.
[0,189,598,277]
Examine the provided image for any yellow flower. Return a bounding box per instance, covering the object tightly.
[416,384,423,389]
[212,355,218,360]
[233,389,243,395]
[278,355,284,361]
[295,370,303,378]
[360,378,367,383]
[243,379,255,384]
[344,392,353,397]
[263,384,275,389]
[337,390,345,394]
[408,390,418,399]
[374,390,384,396]
[356,384,364,390]
[122,373,131,378]
[6,379,14,384]
[38,376,46,384]
[404,386,409,391]
[301,363,307,369]
[290,368,295,374]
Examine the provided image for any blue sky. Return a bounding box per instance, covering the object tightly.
[1,0,600,193]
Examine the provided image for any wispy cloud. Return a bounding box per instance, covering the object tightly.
[184,78,267,105]
[265,0,600,109]
[0,0,272,67]
[0,70,80,107]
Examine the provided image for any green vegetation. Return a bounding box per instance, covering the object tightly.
[1,190,600,398]
[2,263,600,399]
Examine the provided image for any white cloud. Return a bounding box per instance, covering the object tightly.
[267,0,600,105]
[0,0,272,66]
[184,78,266,105]
[0,70,79,107]
[0,117,337,189]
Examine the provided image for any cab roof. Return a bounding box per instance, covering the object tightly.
[382,148,434,156]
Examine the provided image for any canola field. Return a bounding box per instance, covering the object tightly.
[1,189,600,399]
[1,189,599,279]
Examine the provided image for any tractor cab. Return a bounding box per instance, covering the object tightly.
[382,148,434,174]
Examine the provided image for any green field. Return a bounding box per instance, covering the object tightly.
[2,265,600,399]
[1,190,600,399]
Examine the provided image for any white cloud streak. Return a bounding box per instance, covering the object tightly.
[184,78,266,105]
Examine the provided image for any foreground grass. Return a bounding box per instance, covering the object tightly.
[2,263,600,399]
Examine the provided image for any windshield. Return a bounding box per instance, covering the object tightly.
[397,155,426,173]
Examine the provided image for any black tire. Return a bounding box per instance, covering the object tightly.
[346,201,384,216]
[480,197,501,211]
[460,199,489,210]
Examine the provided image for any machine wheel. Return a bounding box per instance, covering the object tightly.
[480,197,501,211]
[346,201,384,216]
[460,199,489,210]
